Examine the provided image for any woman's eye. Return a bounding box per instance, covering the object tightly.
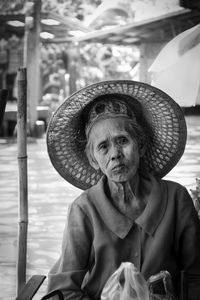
[98,143,108,151]
[118,137,128,145]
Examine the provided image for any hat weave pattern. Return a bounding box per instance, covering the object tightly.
[47,80,187,190]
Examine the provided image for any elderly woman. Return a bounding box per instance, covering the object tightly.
[46,80,200,299]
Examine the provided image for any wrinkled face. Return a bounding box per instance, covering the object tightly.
[87,117,141,183]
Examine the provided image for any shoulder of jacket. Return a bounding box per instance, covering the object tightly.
[72,186,97,211]
[164,179,186,190]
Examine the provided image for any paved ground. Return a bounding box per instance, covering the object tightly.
[0,115,200,300]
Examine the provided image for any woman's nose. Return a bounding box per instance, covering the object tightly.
[110,145,122,160]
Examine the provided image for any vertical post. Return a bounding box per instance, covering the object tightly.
[68,44,78,95]
[26,0,41,136]
[0,89,8,128]
[180,270,188,300]
[16,67,28,295]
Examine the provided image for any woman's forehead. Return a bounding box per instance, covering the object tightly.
[89,117,131,140]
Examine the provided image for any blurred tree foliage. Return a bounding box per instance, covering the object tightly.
[41,0,101,20]
[77,43,139,88]
[0,0,101,18]
[37,0,140,108]
[0,0,26,12]
[39,40,139,110]
[2,0,177,109]
[0,0,178,17]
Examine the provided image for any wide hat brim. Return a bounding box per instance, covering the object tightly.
[47,80,187,190]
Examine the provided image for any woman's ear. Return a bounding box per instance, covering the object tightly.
[88,155,99,170]
[85,145,99,170]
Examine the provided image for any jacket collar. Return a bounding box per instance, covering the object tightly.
[88,174,167,239]
[135,175,168,235]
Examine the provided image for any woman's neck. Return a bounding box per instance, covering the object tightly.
[108,174,139,202]
[107,174,147,219]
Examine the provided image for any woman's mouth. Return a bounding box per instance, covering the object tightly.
[112,164,126,172]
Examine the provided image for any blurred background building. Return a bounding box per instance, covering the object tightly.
[0,0,200,137]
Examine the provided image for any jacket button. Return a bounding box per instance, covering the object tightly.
[135,252,139,257]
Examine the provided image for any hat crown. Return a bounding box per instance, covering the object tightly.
[86,99,135,134]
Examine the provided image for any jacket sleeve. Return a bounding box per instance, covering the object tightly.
[175,186,200,271]
[47,201,93,300]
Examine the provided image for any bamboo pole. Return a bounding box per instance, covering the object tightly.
[16,67,28,295]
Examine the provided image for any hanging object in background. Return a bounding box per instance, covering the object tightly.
[149,24,200,107]
[7,35,22,101]
[7,35,21,75]
[0,39,9,90]
[0,38,8,66]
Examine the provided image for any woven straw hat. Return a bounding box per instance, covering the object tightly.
[47,80,187,190]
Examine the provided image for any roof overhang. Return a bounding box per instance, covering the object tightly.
[72,8,200,45]
[1,7,200,45]
[0,11,90,43]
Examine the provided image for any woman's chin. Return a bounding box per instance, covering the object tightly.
[108,173,131,183]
